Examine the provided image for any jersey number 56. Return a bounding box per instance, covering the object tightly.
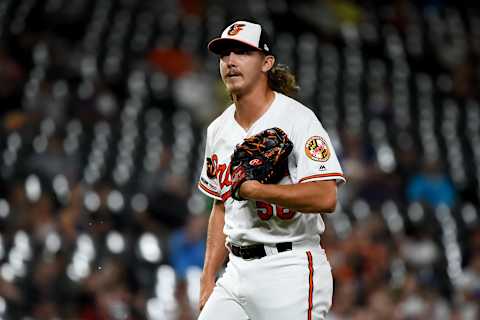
[255,201,296,221]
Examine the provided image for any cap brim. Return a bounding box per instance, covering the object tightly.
[207,38,261,55]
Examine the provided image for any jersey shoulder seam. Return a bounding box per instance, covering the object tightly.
[278,93,316,119]
[207,104,235,136]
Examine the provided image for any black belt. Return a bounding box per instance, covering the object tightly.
[228,242,292,260]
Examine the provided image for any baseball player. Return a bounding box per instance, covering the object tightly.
[197,21,345,320]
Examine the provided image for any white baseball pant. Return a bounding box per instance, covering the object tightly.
[198,242,333,320]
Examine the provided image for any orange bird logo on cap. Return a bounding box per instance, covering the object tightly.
[227,23,246,36]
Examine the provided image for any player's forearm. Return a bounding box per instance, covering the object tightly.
[202,200,228,280]
[240,181,337,213]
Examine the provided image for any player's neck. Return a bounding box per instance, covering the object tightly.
[233,86,275,131]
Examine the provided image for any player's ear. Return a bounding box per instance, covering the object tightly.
[262,55,275,73]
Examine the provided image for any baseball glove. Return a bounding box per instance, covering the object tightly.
[230,127,293,201]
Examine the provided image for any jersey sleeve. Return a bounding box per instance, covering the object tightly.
[198,127,222,200]
[291,113,346,185]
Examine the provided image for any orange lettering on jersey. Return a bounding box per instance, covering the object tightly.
[206,154,218,178]
[217,161,232,190]
[207,153,233,198]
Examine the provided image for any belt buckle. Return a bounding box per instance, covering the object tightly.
[239,246,254,260]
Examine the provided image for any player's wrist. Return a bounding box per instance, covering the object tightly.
[200,272,216,284]
[239,180,262,200]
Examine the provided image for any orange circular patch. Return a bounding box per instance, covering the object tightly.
[305,136,330,162]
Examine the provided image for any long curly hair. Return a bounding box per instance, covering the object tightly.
[267,63,299,97]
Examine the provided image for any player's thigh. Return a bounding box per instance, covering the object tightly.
[245,249,333,320]
[198,284,250,320]
[310,255,333,320]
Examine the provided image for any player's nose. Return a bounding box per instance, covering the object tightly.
[223,51,239,65]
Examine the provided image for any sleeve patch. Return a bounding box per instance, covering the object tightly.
[305,136,330,162]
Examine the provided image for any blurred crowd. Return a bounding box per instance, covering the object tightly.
[0,0,479,319]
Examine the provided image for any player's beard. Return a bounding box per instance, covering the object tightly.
[224,76,246,98]
[224,75,261,100]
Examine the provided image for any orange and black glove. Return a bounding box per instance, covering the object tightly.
[230,127,293,201]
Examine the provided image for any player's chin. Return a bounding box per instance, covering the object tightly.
[225,83,244,95]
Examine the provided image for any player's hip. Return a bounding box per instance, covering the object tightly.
[218,244,333,319]
[225,237,330,269]
[225,229,324,246]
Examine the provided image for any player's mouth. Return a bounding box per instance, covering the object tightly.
[226,71,242,78]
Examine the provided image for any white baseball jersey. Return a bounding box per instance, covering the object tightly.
[198,92,345,246]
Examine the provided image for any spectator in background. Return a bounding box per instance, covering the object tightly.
[366,287,396,320]
[168,213,207,281]
[400,225,440,280]
[338,130,374,205]
[168,213,207,319]
[0,47,24,115]
[397,272,451,320]
[327,281,357,319]
[456,249,480,319]
[81,257,137,320]
[406,158,456,208]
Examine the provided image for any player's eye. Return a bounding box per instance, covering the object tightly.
[219,49,230,58]
[232,48,248,55]
[219,48,252,58]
